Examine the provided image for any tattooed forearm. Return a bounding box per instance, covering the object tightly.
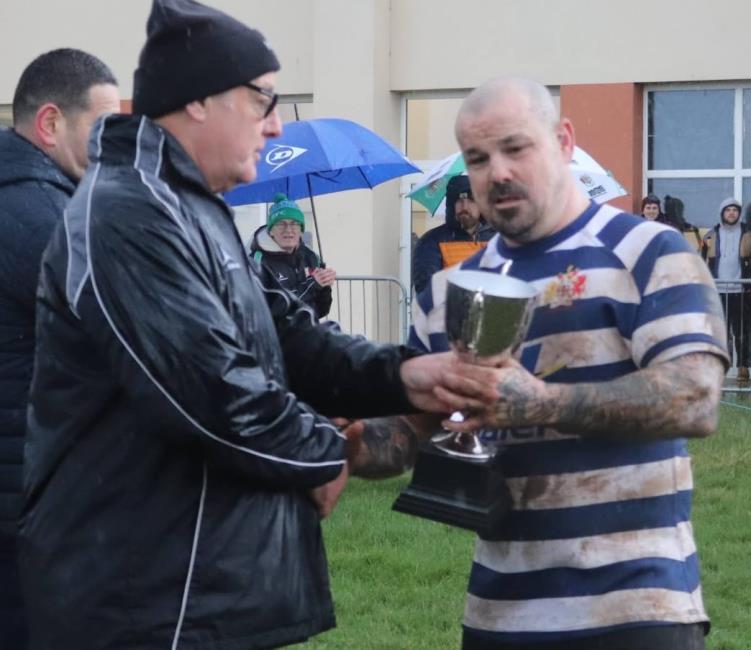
[349,415,440,479]
[549,352,725,440]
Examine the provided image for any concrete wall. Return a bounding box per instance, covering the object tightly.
[3,0,749,103]
[0,1,313,102]
[391,0,751,89]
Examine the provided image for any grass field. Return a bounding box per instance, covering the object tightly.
[308,398,751,650]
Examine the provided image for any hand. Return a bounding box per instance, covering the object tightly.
[312,267,337,287]
[399,352,502,413]
[309,463,349,519]
[438,355,555,431]
[331,417,365,462]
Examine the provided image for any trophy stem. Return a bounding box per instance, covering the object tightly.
[431,411,493,460]
[431,431,493,460]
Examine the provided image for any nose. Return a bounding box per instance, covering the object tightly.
[487,153,513,184]
[264,108,283,138]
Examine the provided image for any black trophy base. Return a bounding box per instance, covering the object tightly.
[392,441,511,538]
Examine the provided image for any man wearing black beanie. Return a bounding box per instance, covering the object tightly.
[412,174,494,294]
[18,1,498,649]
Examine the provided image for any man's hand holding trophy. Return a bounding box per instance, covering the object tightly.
[393,266,539,538]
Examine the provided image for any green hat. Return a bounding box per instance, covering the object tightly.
[267,193,305,231]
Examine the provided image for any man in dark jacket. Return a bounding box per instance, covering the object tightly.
[19,2,494,649]
[0,48,119,649]
[251,193,335,318]
[412,174,494,293]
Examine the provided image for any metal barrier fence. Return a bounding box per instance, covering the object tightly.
[715,279,751,393]
[326,275,410,344]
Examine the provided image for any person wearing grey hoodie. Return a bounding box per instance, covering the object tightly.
[702,197,751,381]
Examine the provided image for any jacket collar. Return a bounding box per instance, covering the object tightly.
[92,114,222,202]
[0,128,76,194]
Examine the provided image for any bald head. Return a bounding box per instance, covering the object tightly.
[456,77,559,137]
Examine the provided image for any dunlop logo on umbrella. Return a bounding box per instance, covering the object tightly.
[267,144,307,172]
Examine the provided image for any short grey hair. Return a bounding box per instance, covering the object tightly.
[457,76,559,130]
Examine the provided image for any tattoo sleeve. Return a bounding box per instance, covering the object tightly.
[349,414,440,479]
[547,352,725,441]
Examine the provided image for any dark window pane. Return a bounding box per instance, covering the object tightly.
[649,90,734,170]
[744,177,751,221]
[744,90,751,168]
[648,178,734,228]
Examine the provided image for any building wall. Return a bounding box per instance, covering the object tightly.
[2,0,749,103]
[391,0,751,89]
[0,1,314,102]
[561,84,644,213]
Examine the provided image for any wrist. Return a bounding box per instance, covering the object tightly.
[343,421,364,463]
[535,381,563,426]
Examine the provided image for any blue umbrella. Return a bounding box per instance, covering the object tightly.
[224,118,420,262]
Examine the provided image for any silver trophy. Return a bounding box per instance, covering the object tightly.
[393,266,538,537]
[432,268,538,459]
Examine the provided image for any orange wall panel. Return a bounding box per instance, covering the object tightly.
[560,84,643,214]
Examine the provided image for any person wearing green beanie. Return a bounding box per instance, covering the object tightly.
[250,193,336,318]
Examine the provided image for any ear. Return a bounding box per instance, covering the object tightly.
[184,99,208,123]
[556,118,576,161]
[34,103,64,147]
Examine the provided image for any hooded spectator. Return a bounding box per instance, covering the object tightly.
[412,174,494,293]
[702,197,751,381]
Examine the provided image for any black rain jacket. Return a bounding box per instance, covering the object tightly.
[0,128,75,535]
[19,114,416,650]
[412,205,493,294]
[249,225,332,319]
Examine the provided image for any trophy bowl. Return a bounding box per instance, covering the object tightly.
[445,269,538,357]
[433,269,538,459]
[393,267,538,537]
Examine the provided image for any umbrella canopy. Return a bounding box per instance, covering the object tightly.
[569,146,627,204]
[407,146,627,214]
[224,118,420,205]
[404,151,464,216]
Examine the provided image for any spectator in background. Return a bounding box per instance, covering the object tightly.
[250,193,335,318]
[702,197,751,381]
[412,174,493,293]
[640,194,670,224]
[0,48,119,650]
[663,194,703,252]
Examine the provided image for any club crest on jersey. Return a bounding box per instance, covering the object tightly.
[541,265,586,308]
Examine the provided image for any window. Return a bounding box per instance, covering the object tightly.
[0,105,12,127]
[645,86,751,228]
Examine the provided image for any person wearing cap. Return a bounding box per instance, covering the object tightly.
[412,174,494,294]
[702,197,751,382]
[250,193,336,319]
[17,1,498,648]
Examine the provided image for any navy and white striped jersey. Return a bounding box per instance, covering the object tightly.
[409,201,729,644]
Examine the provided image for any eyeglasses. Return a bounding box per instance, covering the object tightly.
[244,82,279,118]
[273,220,302,231]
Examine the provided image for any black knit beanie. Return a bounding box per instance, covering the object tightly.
[133,0,280,118]
[445,175,473,220]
